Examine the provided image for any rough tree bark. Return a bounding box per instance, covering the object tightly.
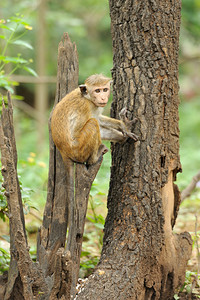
[76,1,192,299]
[37,32,106,299]
[0,94,49,299]
[0,33,105,299]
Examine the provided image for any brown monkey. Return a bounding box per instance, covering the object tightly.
[51,74,138,252]
[51,73,138,167]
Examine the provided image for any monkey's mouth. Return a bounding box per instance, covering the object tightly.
[98,103,107,107]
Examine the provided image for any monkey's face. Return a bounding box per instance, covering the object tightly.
[90,82,111,107]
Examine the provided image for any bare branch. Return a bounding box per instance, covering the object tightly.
[181,171,200,202]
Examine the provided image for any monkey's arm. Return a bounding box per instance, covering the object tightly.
[99,115,122,129]
[100,126,125,142]
[99,112,138,142]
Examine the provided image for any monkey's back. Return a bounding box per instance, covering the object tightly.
[51,88,93,161]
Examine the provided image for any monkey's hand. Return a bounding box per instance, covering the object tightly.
[123,131,138,141]
[119,108,138,141]
[119,108,137,128]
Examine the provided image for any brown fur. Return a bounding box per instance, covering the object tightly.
[51,74,138,167]
[85,74,111,87]
[51,88,101,165]
[51,74,138,256]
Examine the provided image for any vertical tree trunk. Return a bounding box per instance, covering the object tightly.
[36,33,80,299]
[0,94,49,300]
[0,93,28,299]
[37,33,105,299]
[76,1,192,299]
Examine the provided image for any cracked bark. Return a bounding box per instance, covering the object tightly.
[76,0,192,299]
[37,33,104,299]
[0,33,104,300]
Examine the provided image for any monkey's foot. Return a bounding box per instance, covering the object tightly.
[98,144,109,156]
[86,144,108,168]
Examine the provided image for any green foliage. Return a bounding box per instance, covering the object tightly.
[80,255,99,278]
[181,0,200,40]
[177,97,200,190]
[0,14,36,93]
[0,176,8,222]
[79,164,110,277]
[88,190,105,244]
[13,109,49,208]
[180,270,200,294]
[17,153,48,209]
[29,245,37,262]
[1,1,112,86]
[0,246,10,273]
[0,161,39,223]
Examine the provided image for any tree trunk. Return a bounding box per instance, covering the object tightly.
[0,33,105,300]
[0,94,49,300]
[76,1,192,299]
[37,32,105,299]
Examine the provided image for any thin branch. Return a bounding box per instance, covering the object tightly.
[181,171,200,202]
[10,74,56,83]
[13,99,46,121]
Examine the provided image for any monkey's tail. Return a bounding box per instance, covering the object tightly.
[63,158,76,253]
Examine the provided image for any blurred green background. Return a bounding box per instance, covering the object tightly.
[0,0,200,283]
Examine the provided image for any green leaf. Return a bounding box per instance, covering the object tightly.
[0,77,9,85]
[0,78,15,93]
[87,216,95,223]
[80,251,90,257]
[0,24,15,31]
[0,247,9,255]
[0,201,7,208]
[94,223,104,229]
[0,35,5,39]
[96,214,105,224]
[185,285,192,294]
[12,95,24,100]
[10,17,30,27]
[11,40,33,49]
[0,212,6,222]
[0,55,28,64]
[23,66,38,77]
[4,85,15,93]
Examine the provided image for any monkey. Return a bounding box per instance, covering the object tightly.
[51,73,138,167]
[50,74,138,251]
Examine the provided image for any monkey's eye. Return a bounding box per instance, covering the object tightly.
[103,88,108,92]
[95,89,101,93]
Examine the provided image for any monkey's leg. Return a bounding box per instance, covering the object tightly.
[73,118,102,164]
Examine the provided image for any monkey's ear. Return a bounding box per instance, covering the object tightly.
[79,84,87,96]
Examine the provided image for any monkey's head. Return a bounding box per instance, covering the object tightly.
[79,74,112,108]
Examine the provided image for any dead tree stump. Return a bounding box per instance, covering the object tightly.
[0,33,104,300]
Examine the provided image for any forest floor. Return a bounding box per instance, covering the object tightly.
[0,195,199,299]
[174,200,200,299]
